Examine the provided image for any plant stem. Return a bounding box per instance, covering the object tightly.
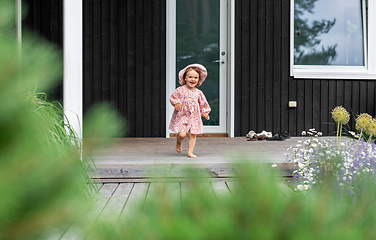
[336,122,340,149]
[368,134,373,144]
[339,123,343,151]
[353,130,363,158]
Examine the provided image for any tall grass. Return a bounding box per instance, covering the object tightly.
[31,93,102,199]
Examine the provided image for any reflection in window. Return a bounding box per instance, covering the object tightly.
[294,0,365,66]
[176,0,220,126]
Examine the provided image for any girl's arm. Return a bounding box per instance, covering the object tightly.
[169,88,181,107]
[198,92,211,115]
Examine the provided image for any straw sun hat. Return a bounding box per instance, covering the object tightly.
[178,63,208,87]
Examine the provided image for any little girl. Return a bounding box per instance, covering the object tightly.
[169,63,211,158]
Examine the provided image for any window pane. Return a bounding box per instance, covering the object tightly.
[294,0,364,66]
[176,0,220,126]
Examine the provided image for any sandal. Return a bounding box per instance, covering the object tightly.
[266,133,285,141]
[257,134,267,140]
[281,131,291,139]
[246,130,257,141]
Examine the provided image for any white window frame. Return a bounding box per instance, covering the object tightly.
[290,0,376,79]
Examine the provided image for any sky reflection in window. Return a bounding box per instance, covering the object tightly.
[294,0,364,66]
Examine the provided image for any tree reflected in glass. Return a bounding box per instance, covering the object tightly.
[294,0,365,66]
[176,0,220,126]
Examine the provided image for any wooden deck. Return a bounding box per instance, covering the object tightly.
[92,137,318,181]
[48,137,339,239]
[55,179,292,240]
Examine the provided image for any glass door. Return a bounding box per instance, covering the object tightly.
[175,0,227,133]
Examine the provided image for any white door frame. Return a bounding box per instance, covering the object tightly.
[165,0,235,138]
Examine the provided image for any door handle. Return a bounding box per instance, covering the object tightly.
[213,60,226,64]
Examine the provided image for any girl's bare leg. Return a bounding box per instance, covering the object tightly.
[187,133,197,158]
[176,132,186,153]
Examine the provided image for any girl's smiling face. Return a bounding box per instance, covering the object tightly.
[185,69,200,90]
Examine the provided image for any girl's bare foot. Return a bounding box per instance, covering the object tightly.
[188,153,197,158]
[176,141,182,153]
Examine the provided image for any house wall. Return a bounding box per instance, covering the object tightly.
[235,0,376,137]
[22,0,63,102]
[83,0,166,137]
[23,0,376,137]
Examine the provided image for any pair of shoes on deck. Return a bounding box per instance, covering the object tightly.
[266,131,291,141]
[246,130,257,141]
[257,130,272,138]
[246,130,272,141]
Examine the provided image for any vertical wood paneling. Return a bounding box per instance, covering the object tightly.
[152,0,163,136]
[118,0,128,133]
[344,81,353,127]
[83,0,166,137]
[93,0,102,105]
[280,0,290,133]
[135,0,144,137]
[25,0,376,137]
[101,0,110,102]
[234,0,242,135]
[241,0,250,133]
[304,80,313,130]
[296,80,304,134]
[143,0,152,137]
[249,0,257,133]
[41,1,50,40]
[288,79,297,136]
[50,0,59,44]
[367,81,375,116]
[159,0,167,136]
[272,0,282,133]
[32,0,41,41]
[126,1,136,137]
[256,0,266,132]
[110,0,119,110]
[312,80,321,130]
[320,80,329,134]
[83,0,93,113]
[235,0,376,137]
[264,0,273,132]
[23,0,63,102]
[360,81,368,113]
[328,81,336,134]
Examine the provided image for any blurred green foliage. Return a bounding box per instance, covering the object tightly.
[2,0,376,239]
[91,164,376,240]
[0,1,123,239]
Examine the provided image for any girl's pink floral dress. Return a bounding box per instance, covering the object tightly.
[169,85,211,134]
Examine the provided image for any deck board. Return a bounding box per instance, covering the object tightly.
[97,183,134,225]
[143,182,165,207]
[117,182,149,222]
[46,180,292,239]
[60,183,119,240]
[164,182,181,204]
[211,181,231,198]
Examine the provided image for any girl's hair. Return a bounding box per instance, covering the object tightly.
[182,67,201,85]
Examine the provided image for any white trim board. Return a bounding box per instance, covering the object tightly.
[165,0,176,138]
[63,0,83,139]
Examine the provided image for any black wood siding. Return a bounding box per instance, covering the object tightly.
[22,0,63,102]
[235,0,376,137]
[83,0,166,137]
[22,0,376,138]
